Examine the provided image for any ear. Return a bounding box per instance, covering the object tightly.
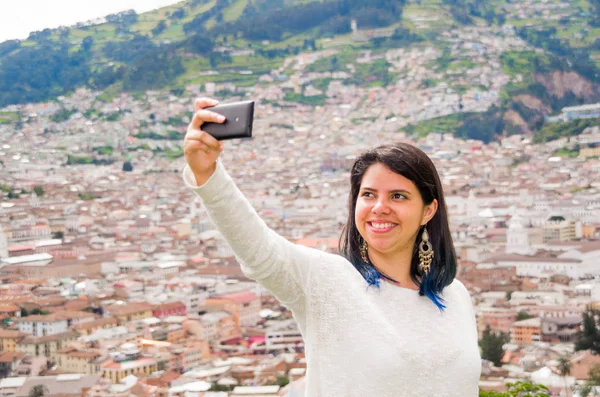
[421,199,438,225]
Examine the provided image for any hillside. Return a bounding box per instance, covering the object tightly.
[2,0,600,142]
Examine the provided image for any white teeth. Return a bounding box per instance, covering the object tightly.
[371,223,395,229]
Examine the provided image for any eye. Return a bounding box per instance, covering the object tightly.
[392,193,406,200]
[361,192,373,198]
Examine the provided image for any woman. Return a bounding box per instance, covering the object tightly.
[182,98,482,396]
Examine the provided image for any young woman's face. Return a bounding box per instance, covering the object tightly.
[354,163,436,258]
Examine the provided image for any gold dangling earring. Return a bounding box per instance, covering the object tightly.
[360,238,369,263]
[418,225,433,277]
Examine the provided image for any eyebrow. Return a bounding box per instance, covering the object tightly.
[361,187,412,195]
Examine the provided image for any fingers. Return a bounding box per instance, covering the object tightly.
[185,128,221,152]
[186,98,225,156]
[184,139,211,155]
[184,139,224,156]
[195,97,219,111]
[191,109,226,130]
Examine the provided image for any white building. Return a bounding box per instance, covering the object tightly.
[482,253,583,279]
[0,225,8,259]
[265,319,304,350]
[505,212,535,256]
[16,316,68,337]
[557,241,600,279]
[510,291,565,306]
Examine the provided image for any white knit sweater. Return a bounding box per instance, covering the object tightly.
[183,160,482,397]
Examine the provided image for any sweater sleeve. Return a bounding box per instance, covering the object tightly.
[182,160,321,322]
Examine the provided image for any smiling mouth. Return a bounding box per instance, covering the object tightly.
[367,222,398,232]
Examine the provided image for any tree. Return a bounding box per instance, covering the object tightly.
[33,186,44,197]
[265,375,289,387]
[479,325,510,367]
[516,311,534,321]
[479,380,551,396]
[29,385,47,397]
[591,0,600,27]
[575,308,600,354]
[557,356,572,397]
[122,161,133,172]
[82,36,94,52]
[590,364,600,384]
[573,364,600,396]
[152,20,167,36]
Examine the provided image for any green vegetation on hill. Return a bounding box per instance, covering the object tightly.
[405,36,600,143]
[1,0,600,144]
[499,50,563,78]
[66,154,115,165]
[443,0,506,26]
[404,105,505,144]
[0,0,409,106]
[535,118,600,143]
[403,114,463,137]
[516,26,600,84]
[284,92,326,106]
[50,108,77,123]
[0,111,20,124]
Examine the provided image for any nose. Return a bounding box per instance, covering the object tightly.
[372,199,390,215]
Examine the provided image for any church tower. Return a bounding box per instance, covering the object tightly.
[467,189,479,218]
[506,210,533,255]
[0,224,8,260]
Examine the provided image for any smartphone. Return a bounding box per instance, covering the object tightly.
[202,100,254,140]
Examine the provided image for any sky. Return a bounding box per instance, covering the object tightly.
[0,0,184,43]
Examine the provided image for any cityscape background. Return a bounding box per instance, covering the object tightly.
[0,0,600,396]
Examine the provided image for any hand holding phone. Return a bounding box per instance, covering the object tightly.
[202,100,254,140]
[184,98,226,186]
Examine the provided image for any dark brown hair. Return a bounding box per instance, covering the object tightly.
[339,142,457,310]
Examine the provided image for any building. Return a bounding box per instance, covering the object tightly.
[558,102,600,121]
[101,356,158,383]
[580,143,600,158]
[56,348,102,375]
[540,316,581,343]
[506,213,534,255]
[510,291,565,306]
[480,309,517,336]
[14,311,95,337]
[460,264,516,291]
[169,344,203,373]
[0,303,21,320]
[556,241,600,278]
[2,255,102,279]
[265,319,304,350]
[0,330,26,353]
[482,254,583,280]
[186,312,240,345]
[152,301,187,319]
[103,302,153,324]
[74,317,119,336]
[144,324,186,343]
[570,350,600,380]
[16,331,78,360]
[0,352,25,378]
[511,317,541,345]
[14,315,68,337]
[205,291,261,328]
[3,374,101,396]
[543,219,580,242]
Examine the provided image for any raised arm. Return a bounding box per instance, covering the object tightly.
[182,98,321,323]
